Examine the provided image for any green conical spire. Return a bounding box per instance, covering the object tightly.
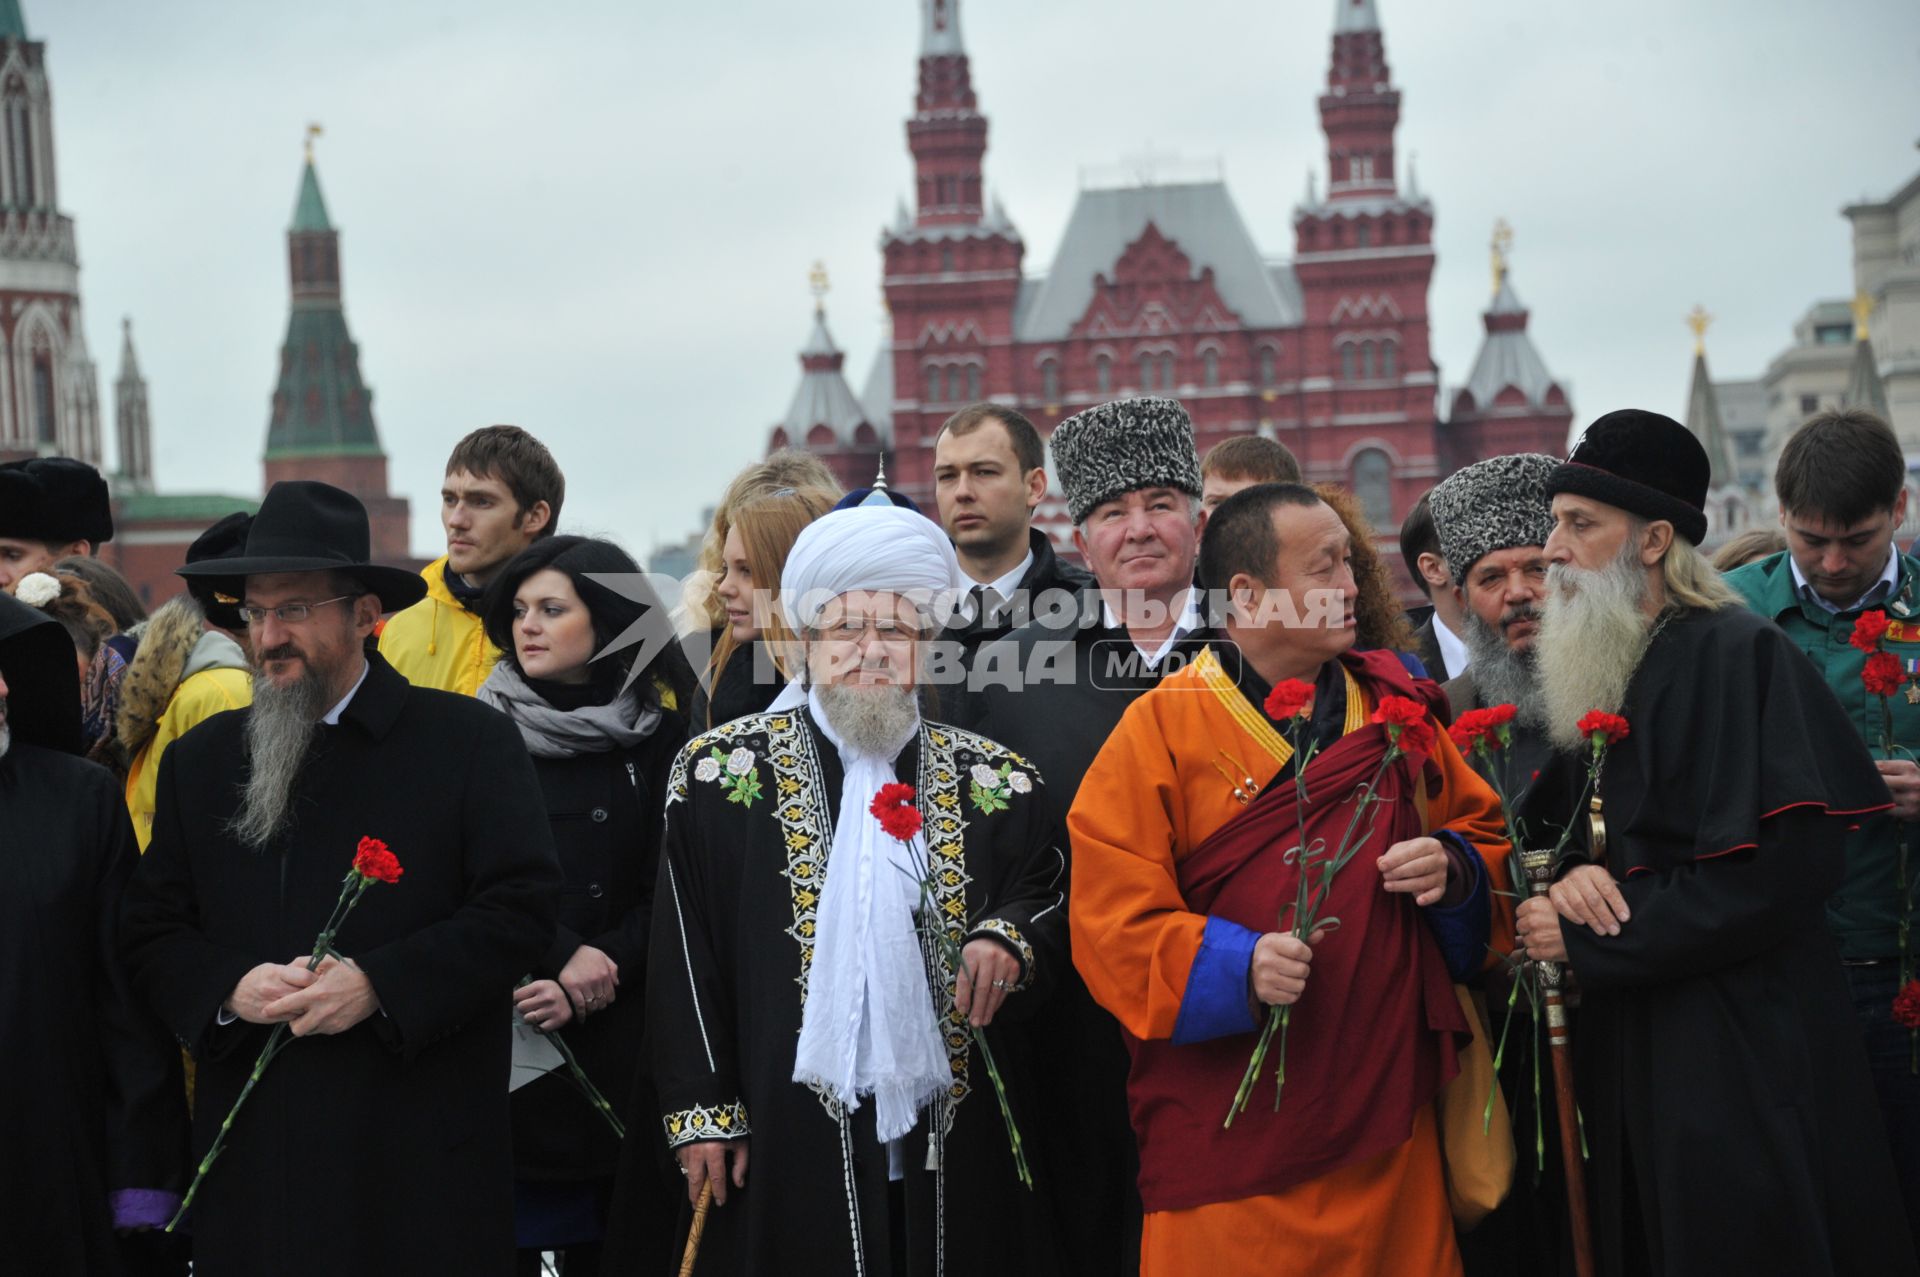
[0,1,27,41]
[292,160,331,232]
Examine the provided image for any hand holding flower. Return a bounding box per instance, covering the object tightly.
[954,937,1020,1027]
[515,979,574,1032]
[266,955,379,1037]
[1250,928,1325,1007]
[1515,896,1567,963]
[223,961,319,1025]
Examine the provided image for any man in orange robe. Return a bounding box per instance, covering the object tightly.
[1069,482,1513,1276]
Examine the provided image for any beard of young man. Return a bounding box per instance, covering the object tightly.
[814,678,921,759]
[1461,602,1546,729]
[229,638,339,849]
[1534,536,1656,753]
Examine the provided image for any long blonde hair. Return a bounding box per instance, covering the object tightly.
[684,452,843,632]
[1661,536,1743,612]
[704,485,838,725]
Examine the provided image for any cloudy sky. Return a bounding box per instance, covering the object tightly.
[33,0,1920,560]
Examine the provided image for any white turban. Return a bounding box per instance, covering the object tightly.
[777,504,964,634]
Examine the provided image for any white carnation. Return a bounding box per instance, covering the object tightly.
[14,572,59,608]
[726,747,755,776]
[970,764,999,789]
[1008,771,1032,794]
[694,757,721,783]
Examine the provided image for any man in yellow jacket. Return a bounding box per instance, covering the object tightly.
[120,512,255,851]
[379,425,562,695]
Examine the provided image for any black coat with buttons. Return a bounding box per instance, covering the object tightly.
[512,712,682,1182]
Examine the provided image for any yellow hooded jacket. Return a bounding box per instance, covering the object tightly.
[377,556,501,697]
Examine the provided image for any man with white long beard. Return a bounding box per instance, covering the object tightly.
[649,503,1066,1276]
[119,481,559,1276]
[1513,410,1915,1276]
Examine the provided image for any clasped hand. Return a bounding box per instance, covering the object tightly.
[227,954,380,1036]
[1516,863,1632,964]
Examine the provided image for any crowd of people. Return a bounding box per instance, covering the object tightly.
[4,399,1918,1276]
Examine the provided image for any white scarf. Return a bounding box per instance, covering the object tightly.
[789,685,952,1140]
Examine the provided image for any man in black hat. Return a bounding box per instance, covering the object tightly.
[1513,410,1914,1275]
[0,455,114,593]
[119,480,560,1276]
[0,589,189,1275]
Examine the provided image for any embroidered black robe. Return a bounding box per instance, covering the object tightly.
[646,707,1066,1277]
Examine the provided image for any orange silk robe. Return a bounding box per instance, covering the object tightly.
[1068,648,1514,1277]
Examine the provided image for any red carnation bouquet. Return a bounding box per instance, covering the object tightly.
[1227,693,1437,1125]
[167,837,404,1231]
[871,784,1032,1189]
[1851,610,1919,1070]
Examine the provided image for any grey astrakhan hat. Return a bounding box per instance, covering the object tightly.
[1429,453,1559,586]
[1049,396,1202,525]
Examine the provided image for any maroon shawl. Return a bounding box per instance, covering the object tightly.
[1128,650,1469,1212]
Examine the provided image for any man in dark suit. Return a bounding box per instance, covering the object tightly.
[1400,491,1472,683]
[120,481,559,1277]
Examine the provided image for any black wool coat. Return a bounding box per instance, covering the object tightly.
[120,653,560,1277]
[1,741,188,1276]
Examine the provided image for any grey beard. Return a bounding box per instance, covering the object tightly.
[1534,540,1653,753]
[0,712,9,762]
[815,681,921,759]
[229,669,329,849]
[1460,608,1545,729]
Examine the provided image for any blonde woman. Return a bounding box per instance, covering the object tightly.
[691,485,838,730]
[678,452,841,635]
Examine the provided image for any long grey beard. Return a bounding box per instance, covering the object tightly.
[0,708,9,762]
[816,681,921,759]
[229,670,329,848]
[1460,608,1545,730]
[1534,541,1654,753]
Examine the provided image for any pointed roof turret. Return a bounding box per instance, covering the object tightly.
[1683,306,1738,489]
[114,316,153,491]
[118,314,141,381]
[1333,0,1380,32]
[781,266,869,445]
[0,1,27,40]
[1458,223,1563,411]
[922,0,963,55]
[1845,292,1891,418]
[292,125,331,231]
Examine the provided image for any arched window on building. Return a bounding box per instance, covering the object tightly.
[924,364,941,403]
[1258,346,1276,387]
[1339,343,1355,382]
[965,364,982,401]
[1137,352,1155,392]
[1360,341,1376,380]
[1356,224,1372,248]
[1040,358,1060,403]
[1202,348,1220,388]
[941,246,955,272]
[1160,353,1176,390]
[1096,354,1112,396]
[1381,341,1397,379]
[30,349,53,444]
[1352,449,1393,528]
[8,100,34,207]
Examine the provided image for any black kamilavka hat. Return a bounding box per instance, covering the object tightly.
[1545,409,1710,546]
[0,590,83,753]
[175,481,426,612]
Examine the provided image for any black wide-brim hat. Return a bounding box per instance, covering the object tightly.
[1545,409,1710,546]
[0,589,83,754]
[176,480,427,613]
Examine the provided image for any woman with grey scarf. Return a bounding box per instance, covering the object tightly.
[477,535,695,1277]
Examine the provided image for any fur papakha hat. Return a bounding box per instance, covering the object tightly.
[1049,396,1202,525]
[1429,453,1560,586]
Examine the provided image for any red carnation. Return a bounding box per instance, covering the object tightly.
[1864,650,1906,698]
[1449,704,1518,753]
[870,782,923,842]
[1895,979,1920,1030]
[1851,609,1892,653]
[1373,696,1435,757]
[1263,679,1315,723]
[1575,710,1630,746]
[352,836,403,885]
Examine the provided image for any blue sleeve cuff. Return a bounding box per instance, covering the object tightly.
[111,1188,181,1230]
[1424,830,1490,982]
[1171,916,1262,1045]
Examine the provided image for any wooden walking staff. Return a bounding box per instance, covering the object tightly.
[678,1181,714,1277]
[1520,831,1597,1277]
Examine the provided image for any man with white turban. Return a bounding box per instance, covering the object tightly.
[647,505,1069,1276]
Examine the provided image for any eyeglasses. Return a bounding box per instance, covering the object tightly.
[818,616,920,648]
[238,594,360,626]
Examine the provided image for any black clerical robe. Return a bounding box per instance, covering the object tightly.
[1,741,188,1275]
[119,653,560,1277]
[648,707,1066,1277]
[1561,605,1916,1276]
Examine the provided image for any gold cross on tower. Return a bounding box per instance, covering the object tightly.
[808,261,829,315]
[1853,291,1874,342]
[304,122,323,163]
[1490,219,1513,298]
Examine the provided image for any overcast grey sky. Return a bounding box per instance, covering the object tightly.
[33,0,1920,559]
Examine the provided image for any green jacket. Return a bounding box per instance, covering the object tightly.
[1724,548,1920,960]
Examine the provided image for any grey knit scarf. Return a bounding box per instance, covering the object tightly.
[477,661,662,758]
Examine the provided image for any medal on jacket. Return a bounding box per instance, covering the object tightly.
[1907,657,1920,704]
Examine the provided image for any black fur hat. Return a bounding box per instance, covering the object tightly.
[1546,410,1710,546]
[0,457,113,546]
